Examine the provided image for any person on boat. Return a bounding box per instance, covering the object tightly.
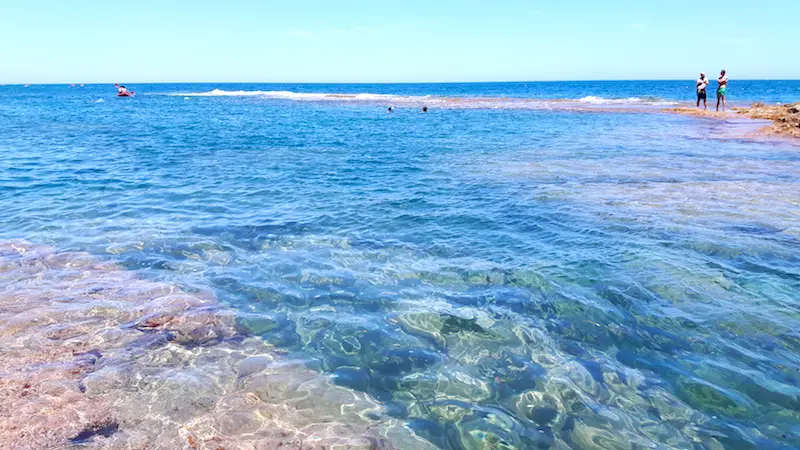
[695,73,709,110]
[116,84,130,96]
[716,70,728,112]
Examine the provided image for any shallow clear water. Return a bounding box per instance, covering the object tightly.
[1,82,799,449]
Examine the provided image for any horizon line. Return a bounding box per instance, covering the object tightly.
[3,78,800,86]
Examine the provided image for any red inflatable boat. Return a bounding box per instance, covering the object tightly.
[115,83,135,97]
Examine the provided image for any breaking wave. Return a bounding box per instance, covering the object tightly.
[172,89,428,103]
[169,89,681,109]
[578,95,677,106]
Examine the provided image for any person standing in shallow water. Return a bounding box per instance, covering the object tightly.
[696,73,709,110]
[716,70,728,112]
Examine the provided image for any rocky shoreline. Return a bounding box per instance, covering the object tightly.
[664,103,800,139]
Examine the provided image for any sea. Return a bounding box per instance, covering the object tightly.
[1,81,799,449]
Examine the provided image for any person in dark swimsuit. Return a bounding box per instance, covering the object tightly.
[696,73,709,109]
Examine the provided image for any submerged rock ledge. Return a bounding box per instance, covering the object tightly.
[0,241,432,450]
[664,103,800,139]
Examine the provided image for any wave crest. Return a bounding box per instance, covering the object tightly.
[578,96,675,106]
[169,89,679,108]
[172,89,425,103]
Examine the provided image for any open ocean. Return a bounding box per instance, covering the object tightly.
[1,81,799,449]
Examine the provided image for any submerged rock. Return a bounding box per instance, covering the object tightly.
[664,103,800,138]
[0,241,431,449]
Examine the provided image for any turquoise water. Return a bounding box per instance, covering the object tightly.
[1,82,799,449]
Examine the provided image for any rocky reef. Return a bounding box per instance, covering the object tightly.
[736,102,800,138]
[664,103,800,139]
[0,241,432,449]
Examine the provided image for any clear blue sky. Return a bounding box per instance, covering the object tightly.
[1,0,797,84]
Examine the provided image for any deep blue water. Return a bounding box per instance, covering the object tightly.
[3,79,800,104]
[1,82,799,449]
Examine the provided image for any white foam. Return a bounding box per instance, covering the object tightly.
[578,96,645,104]
[171,89,426,103]
[167,89,680,109]
[94,99,104,103]
[578,96,605,104]
[184,88,266,97]
[576,96,678,106]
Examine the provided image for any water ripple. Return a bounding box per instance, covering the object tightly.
[1,84,799,448]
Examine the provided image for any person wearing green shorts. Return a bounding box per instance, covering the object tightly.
[716,70,728,112]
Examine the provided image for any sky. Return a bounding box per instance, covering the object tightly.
[1,0,798,84]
